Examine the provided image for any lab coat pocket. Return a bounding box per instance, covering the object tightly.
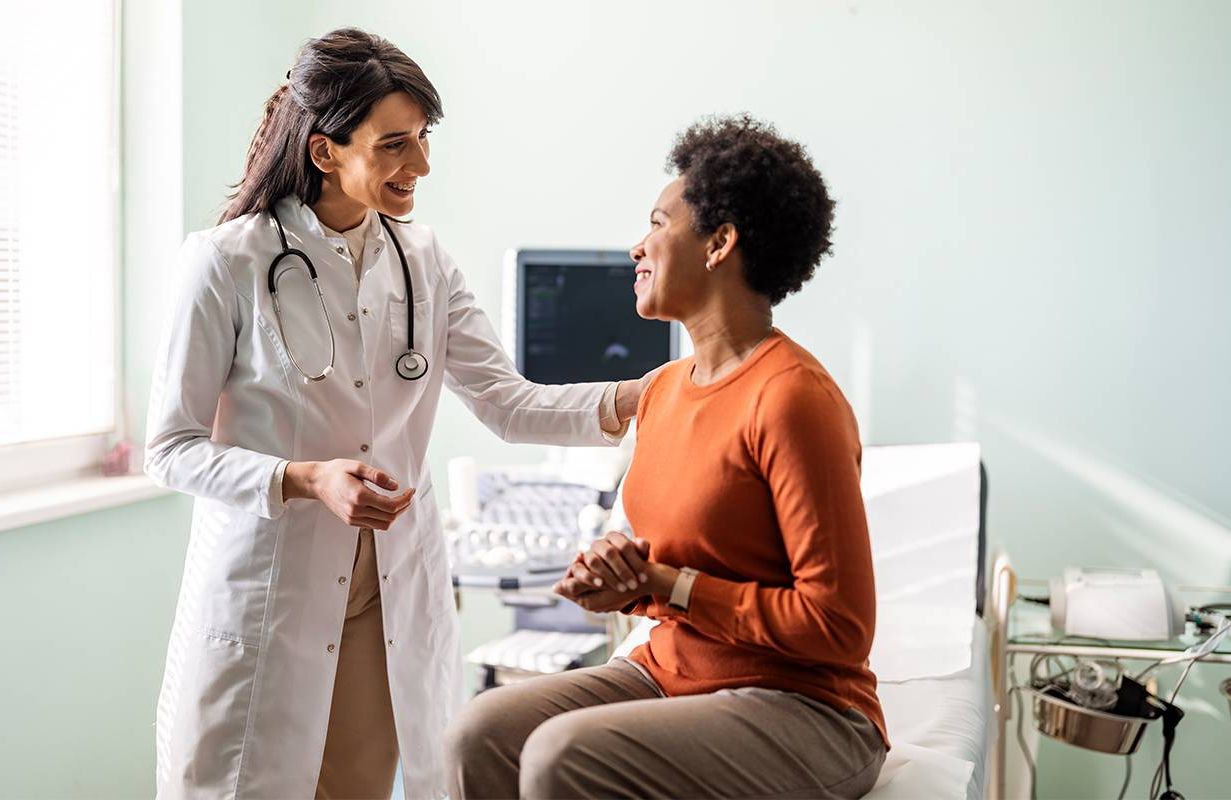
[414,487,457,643]
[190,502,277,646]
[387,297,435,375]
[161,633,257,793]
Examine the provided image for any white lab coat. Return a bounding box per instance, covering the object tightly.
[145,198,614,799]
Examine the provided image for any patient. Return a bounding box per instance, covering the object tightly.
[445,115,887,799]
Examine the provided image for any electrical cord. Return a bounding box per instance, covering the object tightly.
[1119,754,1133,800]
[1010,664,1038,800]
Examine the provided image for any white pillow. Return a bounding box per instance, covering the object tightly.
[863,444,983,682]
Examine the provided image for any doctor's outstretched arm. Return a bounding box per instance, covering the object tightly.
[436,238,652,446]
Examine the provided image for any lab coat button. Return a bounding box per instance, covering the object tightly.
[362,307,370,316]
[354,379,364,388]
[335,246,345,255]
[382,574,389,582]
[346,312,357,322]
[338,576,348,585]
[360,444,370,452]
[387,639,395,647]
[374,246,382,255]
[327,644,336,653]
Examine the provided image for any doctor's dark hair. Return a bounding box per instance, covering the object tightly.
[668,115,834,305]
[220,28,443,223]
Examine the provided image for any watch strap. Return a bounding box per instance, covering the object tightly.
[667,567,699,611]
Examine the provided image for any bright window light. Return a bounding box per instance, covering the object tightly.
[0,3,118,449]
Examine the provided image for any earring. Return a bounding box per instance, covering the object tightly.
[705,261,714,272]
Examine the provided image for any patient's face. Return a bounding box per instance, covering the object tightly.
[629,177,708,321]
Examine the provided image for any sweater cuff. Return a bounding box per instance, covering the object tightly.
[675,572,747,636]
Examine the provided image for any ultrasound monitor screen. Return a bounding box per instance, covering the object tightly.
[518,255,675,384]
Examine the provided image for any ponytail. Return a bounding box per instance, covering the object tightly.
[220,84,305,223]
[243,84,290,185]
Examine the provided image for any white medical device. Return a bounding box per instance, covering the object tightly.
[1049,567,1185,641]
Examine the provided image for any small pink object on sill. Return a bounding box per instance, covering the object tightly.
[102,440,132,477]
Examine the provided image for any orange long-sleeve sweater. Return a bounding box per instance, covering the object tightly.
[623,330,887,746]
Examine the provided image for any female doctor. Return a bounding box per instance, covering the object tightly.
[144,28,647,800]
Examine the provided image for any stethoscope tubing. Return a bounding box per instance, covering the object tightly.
[267,206,428,383]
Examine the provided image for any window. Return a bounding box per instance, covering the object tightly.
[0,3,119,491]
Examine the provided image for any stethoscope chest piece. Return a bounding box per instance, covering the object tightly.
[396,350,429,381]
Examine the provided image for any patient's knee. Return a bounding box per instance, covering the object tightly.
[445,694,483,760]
[519,713,614,799]
[444,689,516,776]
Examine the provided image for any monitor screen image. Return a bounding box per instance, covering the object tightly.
[506,249,678,385]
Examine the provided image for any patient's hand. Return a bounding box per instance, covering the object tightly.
[553,533,652,612]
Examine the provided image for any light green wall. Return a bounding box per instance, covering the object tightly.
[0,496,192,797]
[1,1,1228,797]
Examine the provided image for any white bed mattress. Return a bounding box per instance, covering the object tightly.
[866,616,994,800]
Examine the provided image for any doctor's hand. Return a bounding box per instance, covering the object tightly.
[284,459,416,531]
[615,363,669,423]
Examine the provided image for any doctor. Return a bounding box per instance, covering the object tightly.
[145,28,647,800]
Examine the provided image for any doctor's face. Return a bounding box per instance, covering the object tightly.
[322,91,431,218]
[629,177,709,322]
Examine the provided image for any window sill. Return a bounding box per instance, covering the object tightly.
[0,474,171,533]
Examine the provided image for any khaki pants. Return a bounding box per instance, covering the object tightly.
[445,658,886,800]
[315,529,399,799]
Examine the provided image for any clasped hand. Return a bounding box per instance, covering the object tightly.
[553,532,671,613]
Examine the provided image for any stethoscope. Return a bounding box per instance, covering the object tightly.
[267,207,429,384]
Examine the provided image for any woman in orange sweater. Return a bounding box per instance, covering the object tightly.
[446,115,886,799]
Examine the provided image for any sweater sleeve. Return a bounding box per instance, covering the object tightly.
[669,368,877,666]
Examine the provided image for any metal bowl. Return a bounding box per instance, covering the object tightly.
[1031,688,1156,754]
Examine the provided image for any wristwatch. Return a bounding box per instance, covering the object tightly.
[667,567,699,612]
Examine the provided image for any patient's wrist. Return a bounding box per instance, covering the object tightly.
[646,563,680,597]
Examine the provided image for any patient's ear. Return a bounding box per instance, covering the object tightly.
[705,223,739,271]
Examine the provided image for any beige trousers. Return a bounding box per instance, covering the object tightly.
[315,529,399,799]
[445,659,886,800]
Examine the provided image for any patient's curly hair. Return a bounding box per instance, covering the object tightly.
[668,114,834,305]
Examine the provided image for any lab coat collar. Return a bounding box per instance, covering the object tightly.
[275,196,385,248]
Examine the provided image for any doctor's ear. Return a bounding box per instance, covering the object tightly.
[308,133,339,174]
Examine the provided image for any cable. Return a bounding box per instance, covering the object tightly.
[1168,657,1198,704]
[1150,758,1164,799]
[1144,658,1199,799]
[1118,754,1132,800]
[1014,687,1037,800]
[1010,660,1038,800]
